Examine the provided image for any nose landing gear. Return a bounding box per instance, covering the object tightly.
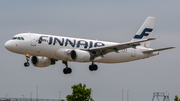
[24,54,30,67]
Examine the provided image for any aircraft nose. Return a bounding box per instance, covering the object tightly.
[4,41,12,50]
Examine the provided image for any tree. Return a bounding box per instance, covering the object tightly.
[66,83,94,101]
[174,95,180,101]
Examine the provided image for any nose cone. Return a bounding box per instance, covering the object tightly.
[4,41,12,51]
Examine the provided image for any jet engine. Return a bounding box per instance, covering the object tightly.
[55,49,72,60]
[70,49,91,62]
[31,56,55,67]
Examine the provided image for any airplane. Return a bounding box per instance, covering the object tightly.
[4,17,175,74]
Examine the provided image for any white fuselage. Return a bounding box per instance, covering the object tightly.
[5,33,158,63]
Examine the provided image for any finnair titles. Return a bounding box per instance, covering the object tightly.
[38,36,105,48]
[4,17,175,74]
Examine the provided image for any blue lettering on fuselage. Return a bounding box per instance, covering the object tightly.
[94,42,105,47]
[38,36,105,48]
[38,36,48,44]
[77,40,88,48]
[53,37,64,46]
[65,39,76,47]
[49,37,53,45]
[89,41,93,48]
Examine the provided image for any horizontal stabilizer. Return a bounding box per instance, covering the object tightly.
[143,47,175,53]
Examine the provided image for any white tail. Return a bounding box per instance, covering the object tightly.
[131,17,155,48]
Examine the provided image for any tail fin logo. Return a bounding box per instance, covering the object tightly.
[134,28,153,39]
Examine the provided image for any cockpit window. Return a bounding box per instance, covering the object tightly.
[12,37,17,40]
[21,37,24,40]
[17,37,21,40]
[12,37,25,40]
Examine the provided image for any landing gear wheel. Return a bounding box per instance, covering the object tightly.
[93,64,98,70]
[63,68,72,74]
[89,65,93,71]
[63,68,68,74]
[24,62,30,67]
[67,68,72,73]
[89,64,98,71]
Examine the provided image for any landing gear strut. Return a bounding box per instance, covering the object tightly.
[89,60,98,71]
[24,54,30,67]
[62,61,72,74]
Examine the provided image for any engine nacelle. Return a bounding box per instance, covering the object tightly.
[70,49,91,62]
[55,49,72,61]
[31,56,55,67]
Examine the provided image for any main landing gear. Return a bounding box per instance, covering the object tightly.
[62,61,72,74]
[24,54,30,67]
[89,60,98,71]
[62,60,98,74]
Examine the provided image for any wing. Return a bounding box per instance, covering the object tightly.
[86,38,156,58]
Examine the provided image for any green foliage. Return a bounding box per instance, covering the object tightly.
[174,95,180,101]
[61,100,64,101]
[66,83,94,101]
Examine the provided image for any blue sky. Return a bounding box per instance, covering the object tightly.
[0,1,179,101]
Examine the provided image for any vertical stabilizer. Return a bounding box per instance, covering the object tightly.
[131,17,155,48]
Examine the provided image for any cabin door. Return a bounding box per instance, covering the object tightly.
[29,34,36,46]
